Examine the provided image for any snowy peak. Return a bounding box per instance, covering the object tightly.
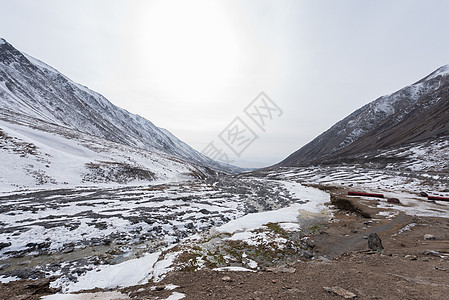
[279,65,449,167]
[0,38,33,67]
[422,64,449,81]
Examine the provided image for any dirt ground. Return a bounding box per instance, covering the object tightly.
[2,193,449,300]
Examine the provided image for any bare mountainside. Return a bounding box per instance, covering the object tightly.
[0,38,229,171]
[279,65,449,167]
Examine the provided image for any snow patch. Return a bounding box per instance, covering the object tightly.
[213,266,256,272]
[0,275,20,283]
[216,204,303,233]
[41,292,130,300]
[164,292,186,300]
[52,252,161,292]
[216,182,329,234]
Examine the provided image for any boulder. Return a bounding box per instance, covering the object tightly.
[0,242,11,250]
[368,233,384,251]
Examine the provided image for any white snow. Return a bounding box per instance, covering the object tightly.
[0,118,203,192]
[41,292,130,300]
[212,266,256,272]
[164,292,186,300]
[216,182,329,234]
[52,252,161,292]
[279,222,301,231]
[0,275,20,283]
[164,284,180,290]
[246,258,258,269]
[151,251,180,282]
[216,203,304,233]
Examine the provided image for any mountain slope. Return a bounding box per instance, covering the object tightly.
[279,65,449,167]
[0,38,223,169]
[0,108,216,192]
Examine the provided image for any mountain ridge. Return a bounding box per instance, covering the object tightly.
[278,65,449,167]
[0,38,229,171]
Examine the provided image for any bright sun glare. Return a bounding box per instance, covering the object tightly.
[142,1,240,100]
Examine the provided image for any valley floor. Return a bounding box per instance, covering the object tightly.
[2,204,449,300]
[1,167,448,299]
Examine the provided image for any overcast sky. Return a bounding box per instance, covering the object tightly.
[1,0,449,167]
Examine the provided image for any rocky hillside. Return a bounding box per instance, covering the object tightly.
[279,65,449,167]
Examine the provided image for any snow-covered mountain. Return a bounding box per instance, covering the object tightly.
[0,109,218,192]
[0,38,224,169]
[279,65,449,168]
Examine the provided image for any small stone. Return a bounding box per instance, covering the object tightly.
[419,192,428,197]
[306,239,316,248]
[317,256,332,263]
[266,267,296,273]
[435,267,446,271]
[405,255,417,261]
[62,246,75,254]
[424,234,436,240]
[279,267,296,273]
[222,276,233,282]
[423,250,440,256]
[323,286,357,299]
[154,285,165,291]
[303,250,314,259]
[387,198,400,204]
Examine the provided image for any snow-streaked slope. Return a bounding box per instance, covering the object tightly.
[280,64,449,166]
[0,110,213,192]
[0,38,229,171]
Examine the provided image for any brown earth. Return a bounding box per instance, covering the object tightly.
[2,192,449,300]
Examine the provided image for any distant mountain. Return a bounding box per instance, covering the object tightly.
[279,65,449,168]
[0,38,229,171]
